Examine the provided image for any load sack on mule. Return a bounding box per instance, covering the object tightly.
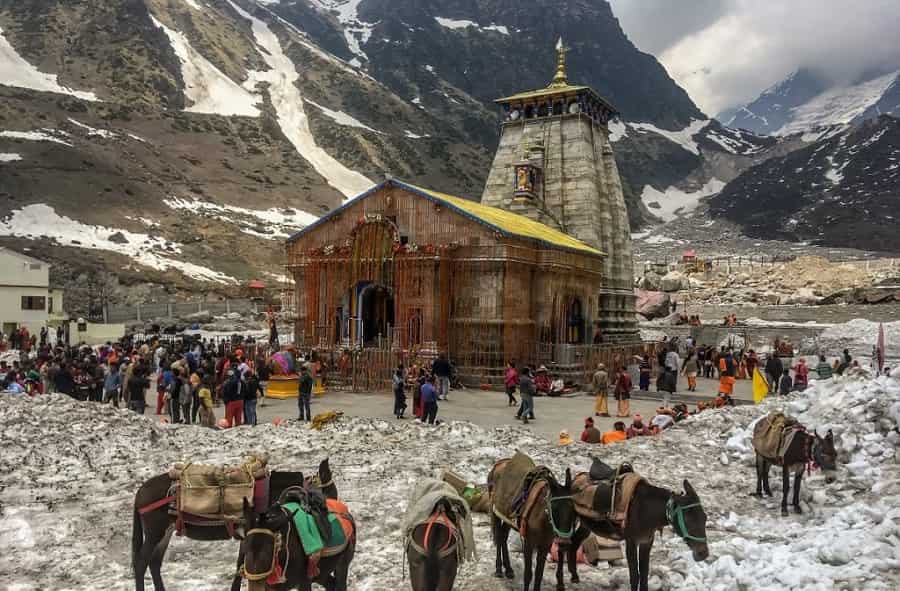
[402,478,476,561]
[572,459,644,530]
[752,411,801,461]
[162,454,269,533]
[442,470,491,513]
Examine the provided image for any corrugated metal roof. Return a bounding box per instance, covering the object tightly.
[287,179,603,257]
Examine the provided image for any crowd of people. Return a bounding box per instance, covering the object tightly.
[0,335,284,429]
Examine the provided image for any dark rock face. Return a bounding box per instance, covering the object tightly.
[708,115,900,252]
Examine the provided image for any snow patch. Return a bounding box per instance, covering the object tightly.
[641,178,725,222]
[631,118,710,155]
[308,0,375,64]
[182,0,204,10]
[150,16,260,117]
[304,99,381,133]
[434,17,509,35]
[403,130,430,139]
[67,118,117,138]
[0,153,22,162]
[0,26,98,101]
[0,130,72,147]
[0,204,236,283]
[163,195,318,240]
[228,0,372,199]
[607,119,628,142]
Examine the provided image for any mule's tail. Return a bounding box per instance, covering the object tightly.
[424,523,444,591]
[132,506,143,572]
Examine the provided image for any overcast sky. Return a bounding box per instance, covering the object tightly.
[608,0,900,116]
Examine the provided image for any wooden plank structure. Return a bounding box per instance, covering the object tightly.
[285,179,648,389]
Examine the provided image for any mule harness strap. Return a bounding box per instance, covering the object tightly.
[406,511,460,559]
[138,495,176,515]
[545,488,574,540]
[665,498,706,542]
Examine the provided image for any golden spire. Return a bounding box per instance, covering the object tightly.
[548,37,569,88]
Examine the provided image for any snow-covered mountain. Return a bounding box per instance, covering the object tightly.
[721,68,900,137]
[708,115,900,251]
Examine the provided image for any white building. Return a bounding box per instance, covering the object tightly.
[0,247,65,337]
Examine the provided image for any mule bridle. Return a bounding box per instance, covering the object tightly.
[665,497,706,543]
[242,507,292,584]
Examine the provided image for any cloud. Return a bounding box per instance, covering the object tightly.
[609,0,900,116]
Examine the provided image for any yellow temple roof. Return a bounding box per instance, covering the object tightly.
[406,183,603,256]
[287,179,603,257]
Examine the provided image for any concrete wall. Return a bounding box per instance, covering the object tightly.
[0,286,49,334]
[68,321,126,346]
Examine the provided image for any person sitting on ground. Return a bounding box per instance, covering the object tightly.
[533,366,551,395]
[714,391,735,408]
[559,429,574,446]
[601,421,627,444]
[626,414,652,438]
[650,409,674,434]
[836,349,852,375]
[580,417,602,443]
[672,403,689,422]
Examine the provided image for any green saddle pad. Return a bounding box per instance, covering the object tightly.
[282,503,345,555]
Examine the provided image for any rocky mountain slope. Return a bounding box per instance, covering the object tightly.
[1,0,743,306]
[721,67,900,137]
[708,115,900,251]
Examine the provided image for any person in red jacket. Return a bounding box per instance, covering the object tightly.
[504,361,519,406]
[614,367,632,418]
[793,358,810,391]
[580,417,602,443]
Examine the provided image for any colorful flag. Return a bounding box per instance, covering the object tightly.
[877,322,885,374]
[752,368,769,404]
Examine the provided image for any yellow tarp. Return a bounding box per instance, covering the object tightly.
[407,183,603,256]
[752,368,769,404]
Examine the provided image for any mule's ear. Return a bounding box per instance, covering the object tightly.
[565,468,572,488]
[826,429,834,439]
[683,479,697,498]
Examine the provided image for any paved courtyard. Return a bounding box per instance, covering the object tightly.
[248,373,753,441]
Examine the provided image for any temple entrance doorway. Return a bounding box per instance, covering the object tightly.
[358,283,394,345]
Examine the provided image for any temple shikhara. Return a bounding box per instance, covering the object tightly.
[286,41,641,384]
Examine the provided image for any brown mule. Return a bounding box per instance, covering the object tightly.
[489,459,578,591]
[406,499,460,591]
[131,459,337,591]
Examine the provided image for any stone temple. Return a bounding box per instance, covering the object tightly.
[481,40,638,341]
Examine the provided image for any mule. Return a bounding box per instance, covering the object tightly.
[752,427,837,515]
[406,499,459,591]
[132,458,337,591]
[241,495,356,591]
[489,460,578,591]
[570,479,709,591]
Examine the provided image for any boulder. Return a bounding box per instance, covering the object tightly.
[635,289,672,320]
[660,271,688,292]
[184,310,215,324]
[639,272,662,291]
[778,287,820,305]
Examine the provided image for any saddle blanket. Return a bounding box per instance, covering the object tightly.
[752,412,798,460]
[572,471,644,528]
[171,455,269,519]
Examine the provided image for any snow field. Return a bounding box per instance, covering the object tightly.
[2,373,900,589]
[0,203,236,284]
[0,153,22,162]
[0,27,98,101]
[149,16,261,117]
[227,0,373,199]
[641,178,725,222]
[164,195,318,240]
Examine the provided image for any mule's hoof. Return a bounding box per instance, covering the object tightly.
[557,584,566,591]
[765,491,774,497]
[781,507,789,516]
[793,505,803,515]
[749,492,763,498]
[494,570,504,579]
[505,569,515,579]
[571,575,580,583]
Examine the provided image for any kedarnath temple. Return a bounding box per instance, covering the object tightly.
[285,42,641,385]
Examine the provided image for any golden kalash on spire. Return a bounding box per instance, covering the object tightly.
[548,37,570,89]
